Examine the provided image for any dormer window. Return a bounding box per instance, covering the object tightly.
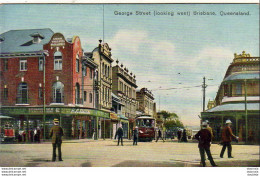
[30,32,45,44]
[0,36,4,43]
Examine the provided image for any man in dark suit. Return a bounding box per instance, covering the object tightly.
[195,122,217,167]
[220,120,238,158]
[115,125,123,146]
[156,129,165,142]
[133,126,139,145]
[49,118,64,162]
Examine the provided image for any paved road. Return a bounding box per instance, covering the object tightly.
[0,139,259,167]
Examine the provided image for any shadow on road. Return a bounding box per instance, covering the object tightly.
[25,158,52,167]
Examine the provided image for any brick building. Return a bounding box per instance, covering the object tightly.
[0,29,108,141]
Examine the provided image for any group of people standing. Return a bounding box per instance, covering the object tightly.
[195,119,238,167]
[17,127,41,143]
[177,129,188,142]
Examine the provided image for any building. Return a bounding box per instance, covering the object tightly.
[201,51,259,144]
[136,88,155,117]
[0,29,108,141]
[112,60,138,137]
[87,40,113,139]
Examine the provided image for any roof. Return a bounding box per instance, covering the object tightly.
[0,28,54,54]
[206,103,260,112]
[224,72,259,82]
[136,115,155,119]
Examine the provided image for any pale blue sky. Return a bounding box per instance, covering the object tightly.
[1,4,259,126]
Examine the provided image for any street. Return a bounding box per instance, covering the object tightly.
[0,139,259,167]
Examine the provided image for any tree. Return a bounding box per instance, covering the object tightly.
[164,119,184,129]
[159,110,179,121]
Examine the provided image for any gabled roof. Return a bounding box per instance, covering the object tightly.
[0,28,54,54]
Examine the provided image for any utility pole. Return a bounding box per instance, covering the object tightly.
[202,77,207,112]
[244,79,248,143]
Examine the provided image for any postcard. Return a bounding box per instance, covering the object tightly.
[0,3,259,176]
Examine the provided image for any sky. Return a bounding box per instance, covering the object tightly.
[0,4,259,127]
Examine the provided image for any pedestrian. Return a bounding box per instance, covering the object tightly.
[195,122,217,167]
[220,120,238,158]
[181,129,188,142]
[115,125,123,146]
[156,129,165,142]
[49,118,64,162]
[133,126,138,145]
[177,129,182,142]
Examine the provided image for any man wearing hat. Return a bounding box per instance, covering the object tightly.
[195,122,217,167]
[49,118,64,161]
[220,120,238,158]
[133,126,139,145]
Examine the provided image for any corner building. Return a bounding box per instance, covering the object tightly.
[0,29,108,141]
[201,51,259,144]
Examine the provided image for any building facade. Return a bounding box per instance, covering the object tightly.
[112,60,138,137]
[201,51,259,144]
[0,29,108,141]
[136,88,155,117]
[88,40,113,138]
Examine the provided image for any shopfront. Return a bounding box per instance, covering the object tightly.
[1,106,110,142]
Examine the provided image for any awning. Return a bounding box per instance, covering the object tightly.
[119,114,128,120]
[224,72,259,82]
[206,103,260,112]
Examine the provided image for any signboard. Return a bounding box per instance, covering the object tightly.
[50,33,66,47]
[1,107,110,119]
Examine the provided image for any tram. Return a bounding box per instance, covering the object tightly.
[0,116,15,142]
[135,115,155,142]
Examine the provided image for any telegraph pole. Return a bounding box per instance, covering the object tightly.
[202,77,207,112]
[244,79,248,143]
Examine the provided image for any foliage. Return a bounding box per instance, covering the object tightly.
[164,119,184,129]
[159,110,179,121]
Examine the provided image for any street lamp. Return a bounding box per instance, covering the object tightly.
[42,50,49,141]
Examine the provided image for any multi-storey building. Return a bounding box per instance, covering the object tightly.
[87,40,113,138]
[201,51,259,144]
[112,60,138,137]
[136,88,155,117]
[0,29,108,141]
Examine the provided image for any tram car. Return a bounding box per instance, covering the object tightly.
[0,116,15,142]
[135,115,155,142]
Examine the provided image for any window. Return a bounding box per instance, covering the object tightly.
[102,63,104,75]
[84,91,87,102]
[105,65,107,77]
[4,59,8,71]
[54,52,62,70]
[39,57,43,71]
[236,83,242,95]
[17,83,28,104]
[20,59,27,71]
[83,66,86,76]
[3,88,8,100]
[89,93,93,103]
[38,87,43,99]
[75,83,80,104]
[52,81,64,103]
[107,66,110,78]
[76,55,80,73]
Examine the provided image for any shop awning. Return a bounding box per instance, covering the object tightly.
[119,114,128,120]
[206,103,260,112]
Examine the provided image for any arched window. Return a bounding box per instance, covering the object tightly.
[76,55,80,73]
[17,82,28,104]
[89,93,93,103]
[52,81,64,103]
[54,51,62,70]
[75,83,80,104]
